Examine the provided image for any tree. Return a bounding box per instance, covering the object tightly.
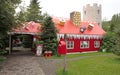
[26,0,43,23]
[110,13,120,56]
[0,0,21,54]
[15,3,27,24]
[102,20,110,32]
[100,32,117,52]
[40,16,58,55]
[101,13,120,56]
[0,0,21,36]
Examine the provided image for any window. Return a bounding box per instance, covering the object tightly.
[80,41,89,48]
[98,10,100,14]
[94,41,100,48]
[66,41,74,49]
[84,11,86,15]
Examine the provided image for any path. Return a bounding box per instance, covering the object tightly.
[0,51,45,75]
[0,50,62,75]
[0,50,112,75]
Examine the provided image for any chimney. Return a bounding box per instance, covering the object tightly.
[70,11,81,26]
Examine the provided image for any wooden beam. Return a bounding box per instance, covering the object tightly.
[9,34,12,54]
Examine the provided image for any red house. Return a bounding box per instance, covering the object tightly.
[53,11,105,54]
[12,11,105,55]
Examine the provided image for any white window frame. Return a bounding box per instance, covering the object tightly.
[80,41,89,48]
[94,41,100,48]
[66,41,74,49]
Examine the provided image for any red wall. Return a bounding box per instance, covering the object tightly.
[59,37,102,53]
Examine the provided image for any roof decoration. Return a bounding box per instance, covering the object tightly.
[12,21,41,35]
[57,34,103,40]
[80,26,86,33]
[88,23,94,30]
[70,11,81,26]
[58,19,65,26]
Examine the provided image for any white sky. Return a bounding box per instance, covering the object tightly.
[21,0,120,21]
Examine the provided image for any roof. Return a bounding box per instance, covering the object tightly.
[53,17,105,35]
[13,17,105,35]
[13,21,41,34]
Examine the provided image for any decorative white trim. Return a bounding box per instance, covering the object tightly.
[57,34,104,40]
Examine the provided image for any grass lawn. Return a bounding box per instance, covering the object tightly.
[56,52,120,75]
[52,52,111,59]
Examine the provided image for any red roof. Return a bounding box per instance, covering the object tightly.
[13,21,41,33]
[55,20,105,35]
[13,17,105,35]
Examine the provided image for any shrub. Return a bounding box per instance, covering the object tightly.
[100,32,117,52]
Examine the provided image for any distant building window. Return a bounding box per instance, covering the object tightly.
[66,41,74,49]
[80,41,89,48]
[94,41,100,48]
[98,10,100,14]
[84,11,86,15]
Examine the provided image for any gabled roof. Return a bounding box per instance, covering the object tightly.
[13,17,105,35]
[53,17,105,35]
[13,21,41,34]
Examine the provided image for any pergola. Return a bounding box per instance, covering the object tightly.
[8,21,41,54]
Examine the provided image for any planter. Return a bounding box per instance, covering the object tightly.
[44,51,52,58]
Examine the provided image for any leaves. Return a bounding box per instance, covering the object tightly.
[0,0,21,36]
[101,13,120,56]
[40,16,58,55]
[26,0,43,23]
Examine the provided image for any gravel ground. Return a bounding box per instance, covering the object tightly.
[0,50,62,75]
[2,48,105,75]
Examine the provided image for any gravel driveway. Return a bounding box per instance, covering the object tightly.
[0,50,62,75]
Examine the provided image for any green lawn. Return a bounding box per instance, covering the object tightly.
[57,53,120,75]
[52,52,111,59]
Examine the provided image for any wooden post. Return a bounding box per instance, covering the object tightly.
[63,54,67,72]
[63,34,67,72]
[9,34,12,54]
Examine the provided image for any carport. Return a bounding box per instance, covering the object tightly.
[8,21,41,54]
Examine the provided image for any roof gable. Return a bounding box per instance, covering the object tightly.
[55,19,105,35]
[13,17,105,35]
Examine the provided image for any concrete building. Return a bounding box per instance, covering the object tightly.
[83,3,102,28]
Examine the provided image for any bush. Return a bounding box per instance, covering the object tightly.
[100,32,117,52]
[0,40,7,55]
[0,50,7,55]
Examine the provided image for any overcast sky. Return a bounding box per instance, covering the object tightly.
[21,0,120,21]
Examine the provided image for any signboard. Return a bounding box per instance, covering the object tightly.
[36,45,43,56]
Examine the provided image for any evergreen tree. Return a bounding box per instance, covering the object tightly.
[100,13,120,56]
[0,0,21,54]
[26,0,43,23]
[15,3,27,24]
[40,16,58,55]
[0,0,21,37]
[110,13,120,56]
